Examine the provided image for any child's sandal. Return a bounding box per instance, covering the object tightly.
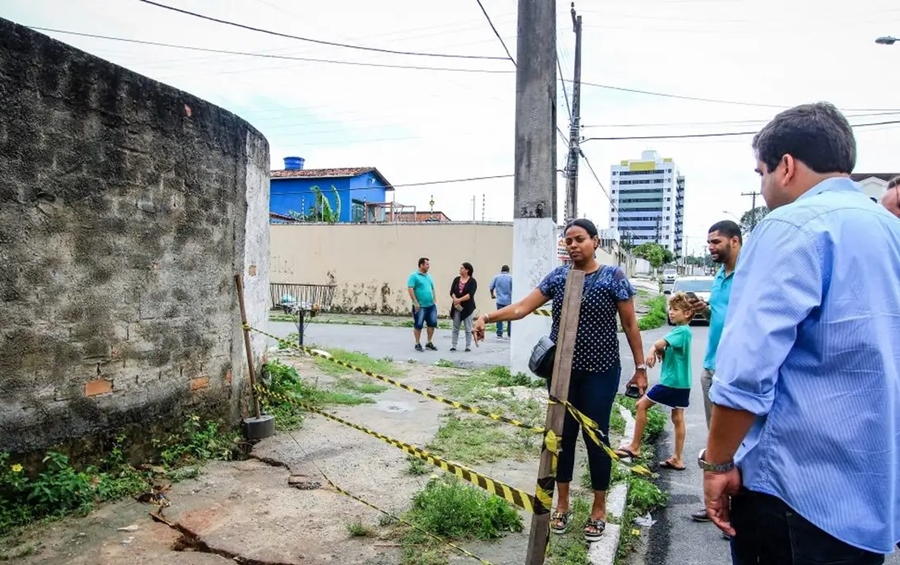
[550,510,573,535]
[584,518,606,542]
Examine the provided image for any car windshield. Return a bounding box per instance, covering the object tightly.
[674,279,714,292]
[663,270,676,276]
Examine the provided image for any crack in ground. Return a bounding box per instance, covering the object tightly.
[249,454,289,469]
[155,515,300,565]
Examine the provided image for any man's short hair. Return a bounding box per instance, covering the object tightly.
[888,176,900,190]
[418,257,429,267]
[501,265,509,272]
[708,220,742,244]
[669,292,693,312]
[752,102,856,175]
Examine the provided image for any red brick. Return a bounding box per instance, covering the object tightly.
[85,379,112,397]
[190,377,210,391]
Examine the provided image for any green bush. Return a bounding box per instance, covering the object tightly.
[638,296,668,330]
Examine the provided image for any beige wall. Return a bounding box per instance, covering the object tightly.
[270,222,623,315]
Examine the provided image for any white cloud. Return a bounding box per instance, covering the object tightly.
[4,0,899,254]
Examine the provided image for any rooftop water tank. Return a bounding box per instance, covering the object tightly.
[284,156,305,170]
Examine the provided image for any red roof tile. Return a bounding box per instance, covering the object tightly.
[270,167,394,190]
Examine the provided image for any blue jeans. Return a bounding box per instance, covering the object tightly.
[495,302,510,335]
[548,364,621,491]
[730,490,884,565]
[412,304,438,330]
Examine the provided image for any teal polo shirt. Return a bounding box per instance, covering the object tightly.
[407,271,435,308]
[703,266,735,371]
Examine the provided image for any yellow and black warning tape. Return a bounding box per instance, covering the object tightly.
[246,324,651,476]
[255,384,546,515]
[532,308,553,317]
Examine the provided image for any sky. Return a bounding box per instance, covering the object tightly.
[3,0,899,256]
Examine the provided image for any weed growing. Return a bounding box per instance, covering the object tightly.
[546,495,592,564]
[312,348,403,377]
[616,395,667,443]
[405,456,430,476]
[427,415,531,463]
[637,296,668,330]
[435,359,456,368]
[346,521,374,537]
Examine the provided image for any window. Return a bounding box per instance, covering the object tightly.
[351,200,365,223]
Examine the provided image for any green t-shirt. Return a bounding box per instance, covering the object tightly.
[660,325,692,389]
[407,271,435,307]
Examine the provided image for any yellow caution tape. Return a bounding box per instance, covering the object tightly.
[255,385,545,515]
[533,308,553,317]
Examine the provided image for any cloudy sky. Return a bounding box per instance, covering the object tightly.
[3,0,899,255]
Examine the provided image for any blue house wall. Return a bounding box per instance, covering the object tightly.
[269,171,390,223]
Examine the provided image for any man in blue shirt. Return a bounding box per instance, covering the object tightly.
[703,102,900,563]
[407,257,438,352]
[489,265,513,338]
[688,219,742,524]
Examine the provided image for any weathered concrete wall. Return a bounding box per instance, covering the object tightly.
[269,223,620,314]
[0,19,270,455]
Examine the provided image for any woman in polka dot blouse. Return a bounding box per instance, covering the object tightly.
[473,218,647,543]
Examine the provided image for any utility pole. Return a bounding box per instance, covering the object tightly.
[564,3,583,222]
[741,191,761,230]
[513,0,558,561]
[510,0,557,378]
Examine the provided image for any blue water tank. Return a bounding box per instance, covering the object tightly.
[284,156,305,170]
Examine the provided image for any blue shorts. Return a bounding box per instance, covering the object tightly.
[646,384,690,409]
[412,304,438,330]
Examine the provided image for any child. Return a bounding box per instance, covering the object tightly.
[615,292,693,470]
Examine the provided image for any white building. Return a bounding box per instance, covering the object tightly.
[850,173,898,201]
[609,150,684,257]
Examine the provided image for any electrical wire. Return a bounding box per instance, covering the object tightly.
[32,27,513,74]
[581,119,900,141]
[136,0,509,61]
[578,150,614,211]
[474,0,516,64]
[557,53,572,120]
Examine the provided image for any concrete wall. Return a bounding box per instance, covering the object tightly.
[270,223,622,314]
[0,19,270,455]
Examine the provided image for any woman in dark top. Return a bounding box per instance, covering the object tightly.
[449,262,477,352]
[472,219,647,542]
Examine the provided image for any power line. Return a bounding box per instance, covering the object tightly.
[578,149,614,211]
[557,53,572,120]
[32,27,512,74]
[474,0,516,64]
[136,0,509,61]
[582,119,900,141]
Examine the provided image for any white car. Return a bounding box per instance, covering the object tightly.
[661,269,678,294]
[668,276,715,325]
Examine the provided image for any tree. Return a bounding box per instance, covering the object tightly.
[740,206,769,233]
[632,242,674,270]
[288,185,342,223]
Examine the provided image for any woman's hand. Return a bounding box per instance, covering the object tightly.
[625,369,648,396]
[472,314,486,343]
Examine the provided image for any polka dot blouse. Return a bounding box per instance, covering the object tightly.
[537,264,635,372]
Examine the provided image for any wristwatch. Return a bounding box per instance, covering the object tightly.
[636,364,648,372]
[697,448,735,473]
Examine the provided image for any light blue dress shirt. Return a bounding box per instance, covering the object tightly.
[710,177,900,554]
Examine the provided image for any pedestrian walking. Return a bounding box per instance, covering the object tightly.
[407,257,438,352]
[472,219,647,543]
[702,102,900,564]
[615,292,694,471]
[449,262,477,352]
[489,265,513,337]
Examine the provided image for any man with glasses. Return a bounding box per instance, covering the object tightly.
[881,175,900,218]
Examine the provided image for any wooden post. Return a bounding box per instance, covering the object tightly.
[235,274,261,419]
[525,269,584,564]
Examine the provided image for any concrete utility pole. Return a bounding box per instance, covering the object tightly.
[741,191,761,230]
[510,0,558,382]
[564,3,583,222]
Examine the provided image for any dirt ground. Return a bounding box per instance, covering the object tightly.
[4,353,612,565]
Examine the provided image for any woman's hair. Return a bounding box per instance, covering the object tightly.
[564,218,599,239]
[668,292,693,312]
[461,262,474,276]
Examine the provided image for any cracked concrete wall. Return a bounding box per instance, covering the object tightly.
[0,19,270,455]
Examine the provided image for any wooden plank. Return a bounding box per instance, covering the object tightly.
[235,274,261,419]
[524,268,585,565]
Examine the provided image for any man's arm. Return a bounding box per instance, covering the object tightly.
[706,219,823,463]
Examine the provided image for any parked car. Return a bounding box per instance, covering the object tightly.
[661,268,677,294]
[668,276,715,325]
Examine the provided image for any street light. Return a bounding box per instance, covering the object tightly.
[722,210,741,222]
[876,36,898,45]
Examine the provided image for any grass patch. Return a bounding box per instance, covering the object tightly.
[546,495,592,564]
[312,348,402,377]
[427,415,537,463]
[398,476,523,564]
[335,377,389,395]
[610,404,626,436]
[346,521,375,537]
[406,456,430,476]
[616,395,667,443]
[637,295,668,331]
[435,359,456,368]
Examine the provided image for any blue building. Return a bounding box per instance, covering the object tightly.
[270,156,395,223]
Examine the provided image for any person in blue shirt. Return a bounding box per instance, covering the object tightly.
[702,102,900,563]
[407,257,438,352]
[687,219,742,525]
[489,265,513,338]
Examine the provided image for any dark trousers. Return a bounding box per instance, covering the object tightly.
[731,490,885,565]
[550,364,620,491]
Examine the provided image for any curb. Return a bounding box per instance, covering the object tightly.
[588,404,635,564]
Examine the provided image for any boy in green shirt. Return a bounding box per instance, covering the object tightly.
[615,292,693,470]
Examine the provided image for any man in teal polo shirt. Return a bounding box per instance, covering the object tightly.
[407,257,438,352]
[688,219,742,523]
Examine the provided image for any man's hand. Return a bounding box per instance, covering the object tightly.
[625,370,648,395]
[688,297,709,317]
[412,303,420,313]
[703,467,742,537]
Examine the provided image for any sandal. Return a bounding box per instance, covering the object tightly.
[550,510,573,535]
[584,518,606,542]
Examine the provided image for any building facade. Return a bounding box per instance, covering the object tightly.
[609,150,684,257]
[270,157,395,223]
[850,173,899,201]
